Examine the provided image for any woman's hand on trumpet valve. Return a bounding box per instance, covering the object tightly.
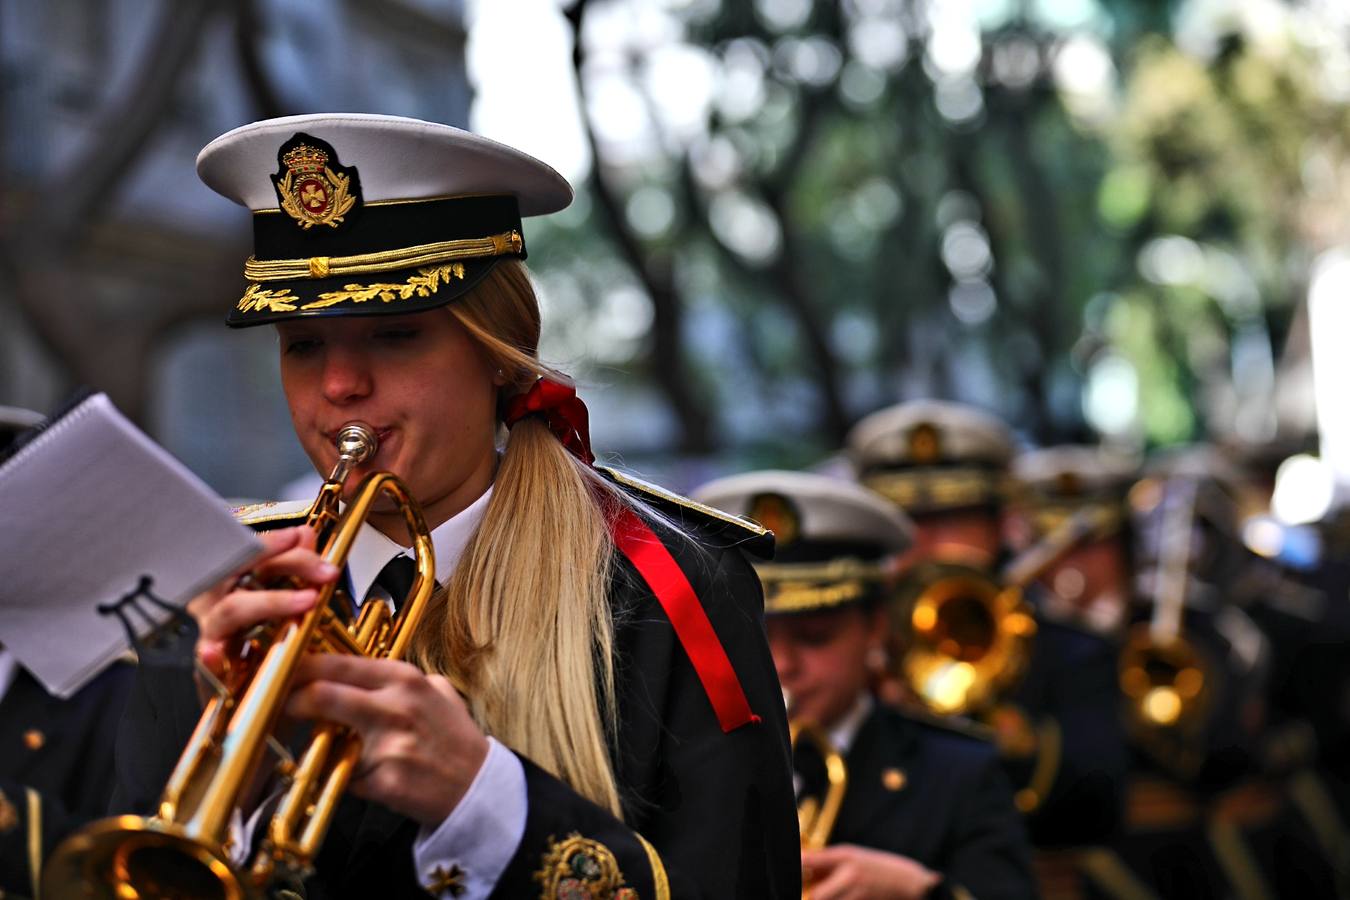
[183,524,490,827]
[187,525,338,691]
[286,654,489,826]
[800,844,941,900]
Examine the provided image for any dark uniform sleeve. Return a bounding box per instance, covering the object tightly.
[491,527,801,898]
[941,746,1037,900]
[0,664,134,899]
[1011,619,1127,846]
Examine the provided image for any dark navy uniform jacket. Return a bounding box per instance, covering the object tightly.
[821,703,1035,900]
[0,662,133,898]
[1004,599,1129,848]
[111,478,801,899]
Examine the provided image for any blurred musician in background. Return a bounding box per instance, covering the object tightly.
[846,401,1127,855]
[1006,447,1139,642]
[694,469,1034,900]
[0,407,135,898]
[1120,448,1344,897]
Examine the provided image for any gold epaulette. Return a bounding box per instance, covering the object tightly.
[230,498,313,527]
[599,467,773,555]
[897,703,996,743]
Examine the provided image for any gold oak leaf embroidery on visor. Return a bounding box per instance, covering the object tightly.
[236,263,467,315]
[238,284,299,314]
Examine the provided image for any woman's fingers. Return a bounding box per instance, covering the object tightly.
[291,654,424,692]
[198,588,318,642]
[251,539,340,586]
[282,655,487,825]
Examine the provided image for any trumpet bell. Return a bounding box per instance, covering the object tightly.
[42,816,246,900]
[1118,625,1209,731]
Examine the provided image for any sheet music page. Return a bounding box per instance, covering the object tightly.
[0,393,263,697]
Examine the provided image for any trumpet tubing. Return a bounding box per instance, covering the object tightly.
[790,719,848,851]
[791,719,848,900]
[44,424,437,899]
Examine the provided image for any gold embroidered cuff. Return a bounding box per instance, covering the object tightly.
[535,833,632,899]
[636,834,671,900]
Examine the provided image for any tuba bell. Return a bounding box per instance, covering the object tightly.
[892,559,1036,716]
[43,423,437,900]
[891,507,1108,718]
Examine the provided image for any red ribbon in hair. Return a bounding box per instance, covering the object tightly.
[502,376,759,733]
[502,378,595,466]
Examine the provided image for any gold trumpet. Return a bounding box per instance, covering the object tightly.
[44,423,436,900]
[790,718,848,899]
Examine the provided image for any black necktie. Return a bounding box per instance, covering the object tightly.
[793,737,829,803]
[373,554,416,613]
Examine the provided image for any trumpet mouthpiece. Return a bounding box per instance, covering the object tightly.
[335,423,378,464]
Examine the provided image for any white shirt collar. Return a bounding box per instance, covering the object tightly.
[828,692,874,755]
[346,486,493,604]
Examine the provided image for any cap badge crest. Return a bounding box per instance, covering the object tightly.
[908,422,941,464]
[748,492,800,547]
[271,133,362,231]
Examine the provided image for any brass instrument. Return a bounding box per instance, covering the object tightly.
[893,507,1107,717]
[790,718,848,899]
[895,560,1036,716]
[1119,477,1211,751]
[44,423,436,900]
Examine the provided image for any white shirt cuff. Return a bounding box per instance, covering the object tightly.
[412,736,528,898]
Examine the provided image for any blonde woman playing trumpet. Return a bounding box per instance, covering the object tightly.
[111,115,799,900]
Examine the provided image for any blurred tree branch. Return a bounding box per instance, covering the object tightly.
[3,0,223,421]
[565,0,712,453]
[235,0,289,120]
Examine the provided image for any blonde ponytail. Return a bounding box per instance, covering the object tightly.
[410,260,629,816]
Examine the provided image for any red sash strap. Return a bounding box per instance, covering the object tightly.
[610,506,760,733]
[505,377,759,733]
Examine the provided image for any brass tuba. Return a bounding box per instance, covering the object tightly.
[44,423,436,900]
[892,507,1108,717]
[894,559,1036,717]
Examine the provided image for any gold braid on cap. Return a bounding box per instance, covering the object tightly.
[243,230,522,282]
[753,559,888,584]
[755,558,889,614]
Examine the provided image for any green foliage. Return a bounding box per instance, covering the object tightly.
[546,0,1350,460]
